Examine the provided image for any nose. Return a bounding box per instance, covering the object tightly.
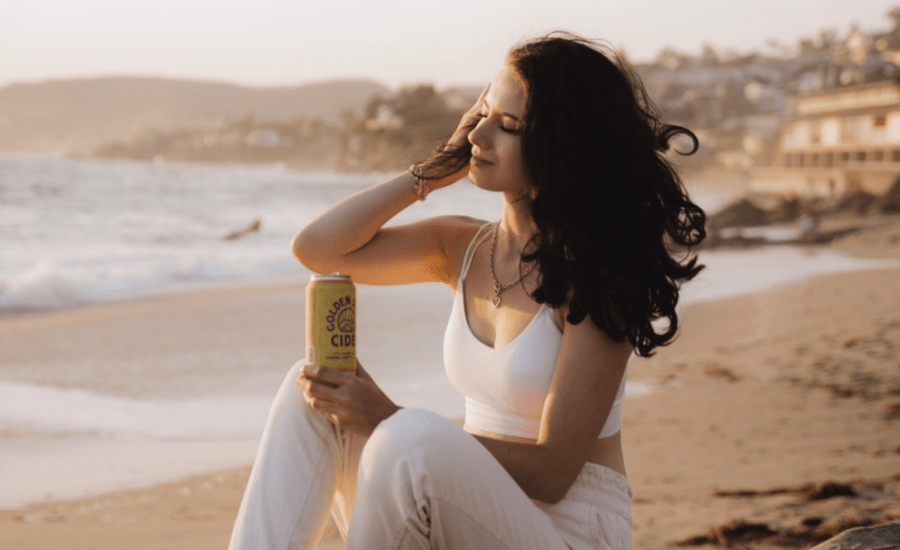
[468,118,490,150]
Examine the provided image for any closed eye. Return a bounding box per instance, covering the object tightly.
[478,110,520,134]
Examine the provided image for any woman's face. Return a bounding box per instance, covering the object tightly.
[467,68,530,197]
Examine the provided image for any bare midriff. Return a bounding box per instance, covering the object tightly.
[466,427,627,477]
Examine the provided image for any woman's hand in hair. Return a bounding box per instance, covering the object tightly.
[414,84,490,190]
[448,83,490,151]
[299,361,400,437]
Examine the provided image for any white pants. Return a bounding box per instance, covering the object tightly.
[229,363,633,550]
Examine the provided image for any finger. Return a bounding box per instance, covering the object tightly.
[355,361,374,383]
[302,363,353,386]
[307,396,355,425]
[464,84,490,115]
[304,378,349,405]
[475,83,490,105]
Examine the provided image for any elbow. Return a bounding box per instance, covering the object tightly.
[530,454,584,504]
[290,229,310,266]
[291,228,327,273]
[533,476,576,505]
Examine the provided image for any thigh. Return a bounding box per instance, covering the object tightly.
[347,408,570,550]
[538,462,633,550]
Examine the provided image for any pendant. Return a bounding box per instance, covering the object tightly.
[492,294,501,308]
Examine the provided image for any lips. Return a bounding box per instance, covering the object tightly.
[470,155,493,167]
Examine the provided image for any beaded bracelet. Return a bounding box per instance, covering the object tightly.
[409,165,430,201]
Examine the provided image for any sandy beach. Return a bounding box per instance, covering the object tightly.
[2,217,900,550]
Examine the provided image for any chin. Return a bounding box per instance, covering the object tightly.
[468,171,487,189]
[469,171,502,193]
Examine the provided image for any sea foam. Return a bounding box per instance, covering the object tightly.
[0,382,272,439]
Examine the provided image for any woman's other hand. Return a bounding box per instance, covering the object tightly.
[298,362,400,437]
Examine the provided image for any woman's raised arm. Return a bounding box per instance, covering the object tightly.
[292,85,490,286]
[292,172,469,286]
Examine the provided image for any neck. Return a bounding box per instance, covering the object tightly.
[497,193,535,258]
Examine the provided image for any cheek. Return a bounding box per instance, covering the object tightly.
[507,146,527,180]
[499,139,524,169]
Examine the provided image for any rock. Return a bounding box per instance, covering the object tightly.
[804,481,857,501]
[707,198,770,229]
[223,218,262,241]
[769,196,802,223]
[878,177,900,214]
[809,522,900,550]
[835,191,878,216]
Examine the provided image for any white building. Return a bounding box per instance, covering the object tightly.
[751,79,900,197]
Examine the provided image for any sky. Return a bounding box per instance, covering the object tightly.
[1,0,898,90]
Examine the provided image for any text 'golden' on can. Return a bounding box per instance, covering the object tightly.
[306,274,356,371]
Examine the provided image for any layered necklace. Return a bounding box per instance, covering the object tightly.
[489,222,536,308]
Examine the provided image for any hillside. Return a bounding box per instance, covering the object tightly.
[0,77,390,153]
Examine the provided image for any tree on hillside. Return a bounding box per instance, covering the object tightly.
[701,43,720,65]
[819,29,839,51]
[654,47,690,70]
[887,7,900,32]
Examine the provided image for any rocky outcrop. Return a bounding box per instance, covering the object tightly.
[809,522,900,550]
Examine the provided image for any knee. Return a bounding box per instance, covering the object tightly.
[358,408,457,477]
[263,362,333,439]
[378,407,454,438]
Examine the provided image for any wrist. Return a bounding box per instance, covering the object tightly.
[408,161,470,194]
[408,165,431,201]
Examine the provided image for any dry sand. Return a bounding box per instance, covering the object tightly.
[2,218,900,550]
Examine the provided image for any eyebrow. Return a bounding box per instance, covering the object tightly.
[482,98,522,121]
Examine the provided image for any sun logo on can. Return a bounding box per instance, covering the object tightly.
[337,307,354,333]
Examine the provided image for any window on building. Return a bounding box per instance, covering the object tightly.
[841,152,851,163]
[824,153,834,167]
[856,151,867,162]
[893,150,900,162]
[810,153,819,167]
[798,153,805,168]
[874,114,887,127]
[873,150,885,162]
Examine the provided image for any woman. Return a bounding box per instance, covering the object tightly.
[229,33,705,550]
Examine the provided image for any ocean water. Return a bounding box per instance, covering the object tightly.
[0,154,508,312]
[1,154,897,508]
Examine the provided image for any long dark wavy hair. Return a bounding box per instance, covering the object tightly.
[420,32,706,356]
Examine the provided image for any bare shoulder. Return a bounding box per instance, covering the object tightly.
[556,302,632,361]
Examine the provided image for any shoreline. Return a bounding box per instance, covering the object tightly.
[2,222,900,549]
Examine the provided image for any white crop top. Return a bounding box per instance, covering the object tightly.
[443,223,626,440]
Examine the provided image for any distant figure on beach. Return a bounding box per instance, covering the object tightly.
[800,204,821,243]
[229,32,706,550]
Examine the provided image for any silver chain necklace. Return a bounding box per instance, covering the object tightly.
[489,222,536,308]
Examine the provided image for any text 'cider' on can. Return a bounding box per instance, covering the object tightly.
[306,273,356,371]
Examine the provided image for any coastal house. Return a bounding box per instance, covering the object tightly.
[751,78,900,197]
